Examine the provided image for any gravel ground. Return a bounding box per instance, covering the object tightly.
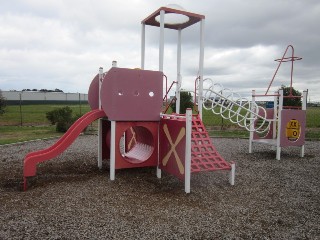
[0,135,319,239]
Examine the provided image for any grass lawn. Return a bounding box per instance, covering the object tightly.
[0,125,63,145]
[0,104,91,126]
[0,103,90,145]
[0,104,319,145]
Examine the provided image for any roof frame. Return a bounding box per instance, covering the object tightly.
[142,7,205,30]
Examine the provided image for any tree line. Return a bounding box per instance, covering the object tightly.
[20,88,64,92]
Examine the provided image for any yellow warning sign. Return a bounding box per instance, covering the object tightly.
[286,119,300,140]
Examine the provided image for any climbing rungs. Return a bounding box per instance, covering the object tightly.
[190,114,231,173]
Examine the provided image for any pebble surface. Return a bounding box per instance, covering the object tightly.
[0,135,319,239]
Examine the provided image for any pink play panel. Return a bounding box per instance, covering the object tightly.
[88,73,99,110]
[101,67,163,121]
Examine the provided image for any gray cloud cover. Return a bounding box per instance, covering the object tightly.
[0,0,319,101]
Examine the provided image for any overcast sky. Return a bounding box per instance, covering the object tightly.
[1,0,319,102]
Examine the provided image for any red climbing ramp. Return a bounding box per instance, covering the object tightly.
[159,113,235,191]
[190,114,232,173]
[23,109,106,190]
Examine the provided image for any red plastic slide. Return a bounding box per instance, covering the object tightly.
[23,109,106,190]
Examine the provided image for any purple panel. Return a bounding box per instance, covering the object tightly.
[253,108,274,140]
[100,67,163,121]
[280,109,306,147]
[88,74,99,110]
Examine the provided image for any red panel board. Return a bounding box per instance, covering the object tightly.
[159,118,186,180]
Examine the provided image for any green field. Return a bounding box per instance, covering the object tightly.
[0,104,91,145]
[0,104,91,126]
[0,104,319,144]
[202,107,320,128]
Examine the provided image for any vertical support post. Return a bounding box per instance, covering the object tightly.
[176,29,182,114]
[302,90,308,110]
[198,19,205,119]
[276,89,283,160]
[229,162,235,185]
[97,67,103,169]
[300,90,308,157]
[185,109,192,193]
[273,91,278,139]
[249,90,255,153]
[110,120,116,180]
[159,10,165,72]
[141,23,145,70]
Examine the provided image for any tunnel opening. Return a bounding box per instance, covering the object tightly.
[119,126,154,164]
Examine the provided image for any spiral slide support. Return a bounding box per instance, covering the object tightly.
[23,109,106,190]
[201,79,273,134]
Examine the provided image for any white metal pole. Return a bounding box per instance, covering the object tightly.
[141,23,146,70]
[157,11,165,177]
[229,162,235,185]
[248,90,255,154]
[185,109,192,193]
[302,90,307,110]
[98,67,103,169]
[176,29,182,114]
[159,10,165,72]
[300,90,308,157]
[276,89,283,160]
[198,19,205,119]
[110,120,116,180]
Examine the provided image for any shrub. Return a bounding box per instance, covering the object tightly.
[46,106,73,132]
[280,85,302,107]
[0,90,6,115]
[171,91,194,114]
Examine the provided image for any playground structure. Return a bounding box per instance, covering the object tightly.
[198,45,308,160]
[23,5,235,193]
[23,5,307,192]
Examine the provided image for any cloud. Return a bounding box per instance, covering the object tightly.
[0,0,319,102]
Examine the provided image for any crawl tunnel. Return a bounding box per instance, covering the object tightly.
[106,121,158,168]
[120,126,154,164]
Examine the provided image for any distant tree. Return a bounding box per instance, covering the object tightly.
[280,85,302,107]
[32,89,38,91]
[0,90,6,115]
[171,91,194,114]
[39,89,48,92]
[54,88,63,92]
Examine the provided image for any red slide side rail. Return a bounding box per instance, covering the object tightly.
[23,109,106,190]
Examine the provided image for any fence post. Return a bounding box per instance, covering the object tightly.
[78,93,82,115]
[19,92,23,126]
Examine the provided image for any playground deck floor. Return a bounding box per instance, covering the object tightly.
[0,135,319,239]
